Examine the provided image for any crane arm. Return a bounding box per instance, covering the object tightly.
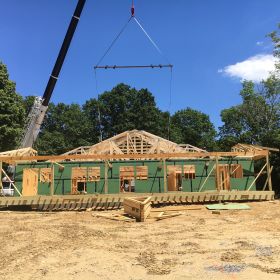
[20,0,86,148]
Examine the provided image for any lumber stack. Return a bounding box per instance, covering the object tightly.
[123,196,152,222]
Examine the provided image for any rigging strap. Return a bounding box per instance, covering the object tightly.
[95,16,133,67]
[94,1,173,141]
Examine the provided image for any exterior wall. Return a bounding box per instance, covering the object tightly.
[14,158,256,196]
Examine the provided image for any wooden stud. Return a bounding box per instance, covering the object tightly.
[215,156,219,191]
[263,166,273,191]
[266,152,273,191]
[199,164,215,192]
[163,160,167,193]
[247,162,267,191]
[104,161,108,194]
[50,164,54,196]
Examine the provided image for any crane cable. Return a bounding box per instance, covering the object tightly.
[94,0,173,140]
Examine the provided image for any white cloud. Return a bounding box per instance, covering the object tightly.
[256,41,263,46]
[219,54,278,82]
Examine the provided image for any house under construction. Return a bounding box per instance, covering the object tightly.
[0,130,275,210]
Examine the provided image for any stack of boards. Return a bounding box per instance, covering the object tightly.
[123,196,152,222]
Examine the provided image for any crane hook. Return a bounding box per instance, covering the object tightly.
[131,0,135,17]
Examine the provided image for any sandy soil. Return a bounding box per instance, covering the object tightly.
[1,201,280,280]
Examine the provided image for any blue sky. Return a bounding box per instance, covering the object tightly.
[0,0,279,129]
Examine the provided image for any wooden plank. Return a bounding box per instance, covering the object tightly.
[163,160,167,193]
[50,164,54,196]
[22,168,38,196]
[263,166,273,191]
[136,166,148,180]
[0,151,269,163]
[123,196,152,222]
[156,212,182,221]
[88,167,100,182]
[0,191,274,210]
[40,168,52,183]
[266,153,273,191]
[104,162,108,194]
[247,163,267,191]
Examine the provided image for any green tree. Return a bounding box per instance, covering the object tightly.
[170,108,217,150]
[218,80,280,149]
[0,62,25,151]
[36,103,90,154]
[268,23,280,69]
[218,24,280,191]
[85,83,169,140]
[23,95,36,117]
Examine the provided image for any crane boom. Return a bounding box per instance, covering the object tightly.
[20,0,86,148]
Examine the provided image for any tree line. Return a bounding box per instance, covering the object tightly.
[0,25,279,190]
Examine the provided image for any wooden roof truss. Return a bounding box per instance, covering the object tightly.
[62,130,207,161]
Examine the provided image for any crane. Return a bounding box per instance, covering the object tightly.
[20,0,86,148]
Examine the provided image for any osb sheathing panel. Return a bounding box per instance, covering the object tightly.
[22,168,38,196]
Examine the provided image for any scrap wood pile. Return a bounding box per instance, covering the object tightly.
[92,196,202,222]
[91,197,254,222]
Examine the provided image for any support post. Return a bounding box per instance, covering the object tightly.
[104,161,108,194]
[247,162,267,191]
[199,164,215,192]
[263,166,273,191]
[215,156,219,191]
[163,160,167,193]
[266,152,272,191]
[0,161,2,190]
[50,163,54,195]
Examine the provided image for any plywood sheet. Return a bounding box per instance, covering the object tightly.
[22,168,38,196]
[72,167,87,181]
[167,165,182,175]
[206,203,250,210]
[120,166,134,180]
[88,167,100,181]
[40,168,52,183]
[168,172,177,191]
[136,166,148,180]
[230,164,243,178]
[184,165,195,179]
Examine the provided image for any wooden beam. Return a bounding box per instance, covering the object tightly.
[0,151,268,163]
[215,156,219,191]
[163,160,167,193]
[50,164,54,195]
[0,191,275,211]
[247,162,267,191]
[104,161,108,194]
[51,161,64,169]
[266,153,273,191]
[198,164,215,192]
[263,166,273,191]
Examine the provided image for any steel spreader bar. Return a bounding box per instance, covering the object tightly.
[94,64,173,70]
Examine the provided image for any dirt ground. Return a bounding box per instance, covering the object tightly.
[1,201,280,280]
